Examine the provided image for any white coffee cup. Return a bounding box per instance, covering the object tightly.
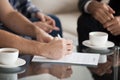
[0,48,19,65]
[89,31,108,46]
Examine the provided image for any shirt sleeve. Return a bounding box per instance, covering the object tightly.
[78,0,90,12]
[84,0,92,13]
[26,1,40,14]
[19,0,40,18]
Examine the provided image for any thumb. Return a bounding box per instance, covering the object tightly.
[37,13,46,22]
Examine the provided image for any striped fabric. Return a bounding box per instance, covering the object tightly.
[9,0,40,18]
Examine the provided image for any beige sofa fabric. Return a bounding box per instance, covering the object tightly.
[31,0,79,14]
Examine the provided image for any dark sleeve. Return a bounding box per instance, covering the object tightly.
[78,0,102,13]
[108,0,120,16]
[78,0,90,12]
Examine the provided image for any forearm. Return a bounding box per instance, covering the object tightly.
[1,10,37,37]
[0,30,44,55]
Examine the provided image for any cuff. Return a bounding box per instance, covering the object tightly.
[84,0,92,13]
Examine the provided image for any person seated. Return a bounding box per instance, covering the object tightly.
[77,0,120,49]
[77,0,120,80]
[2,0,62,37]
[0,0,73,60]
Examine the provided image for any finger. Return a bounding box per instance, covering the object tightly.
[106,69,112,74]
[98,8,113,24]
[67,45,73,52]
[107,26,117,35]
[46,16,56,26]
[108,6,115,14]
[46,28,52,33]
[95,11,108,24]
[66,40,73,45]
[104,19,116,28]
[46,21,60,31]
[37,13,46,22]
[46,25,57,31]
[113,32,120,36]
[105,11,114,20]
[110,29,120,36]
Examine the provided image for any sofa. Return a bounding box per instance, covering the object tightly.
[31,0,80,46]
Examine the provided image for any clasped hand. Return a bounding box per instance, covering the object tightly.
[88,1,120,36]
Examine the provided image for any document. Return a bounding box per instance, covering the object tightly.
[32,52,100,66]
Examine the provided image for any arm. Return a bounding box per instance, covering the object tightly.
[0,29,44,55]
[0,29,73,60]
[0,0,37,37]
[0,0,73,59]
[12,0,59,33]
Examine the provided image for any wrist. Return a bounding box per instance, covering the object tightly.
[33,12,42,18]
[87,1,99,14]
[84,0,92,13]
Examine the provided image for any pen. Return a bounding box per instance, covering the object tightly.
[57,34,61,39]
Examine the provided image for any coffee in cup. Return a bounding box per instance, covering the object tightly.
[89,31,108,46]
[0,48,19,65]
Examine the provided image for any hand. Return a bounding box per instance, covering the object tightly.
[35,27,53,43]
[35,12,55,26]
[104,16,120,36]
[34,12,59,32]
[39,37,73,60]
[33,21,58,33]
[88,1,115,24]
[49,64,72,79]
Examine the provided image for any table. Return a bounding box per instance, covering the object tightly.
[0,47,119,80]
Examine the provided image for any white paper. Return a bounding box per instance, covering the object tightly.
[32,52,100,66]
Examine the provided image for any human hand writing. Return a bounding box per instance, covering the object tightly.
[38,37,73,60]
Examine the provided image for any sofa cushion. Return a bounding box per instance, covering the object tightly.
[56,12,80,36]
[31,0,79,14]
[56,12,80,46]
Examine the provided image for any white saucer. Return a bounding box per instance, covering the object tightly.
[0,58,26,68]
[82,40,115,50]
